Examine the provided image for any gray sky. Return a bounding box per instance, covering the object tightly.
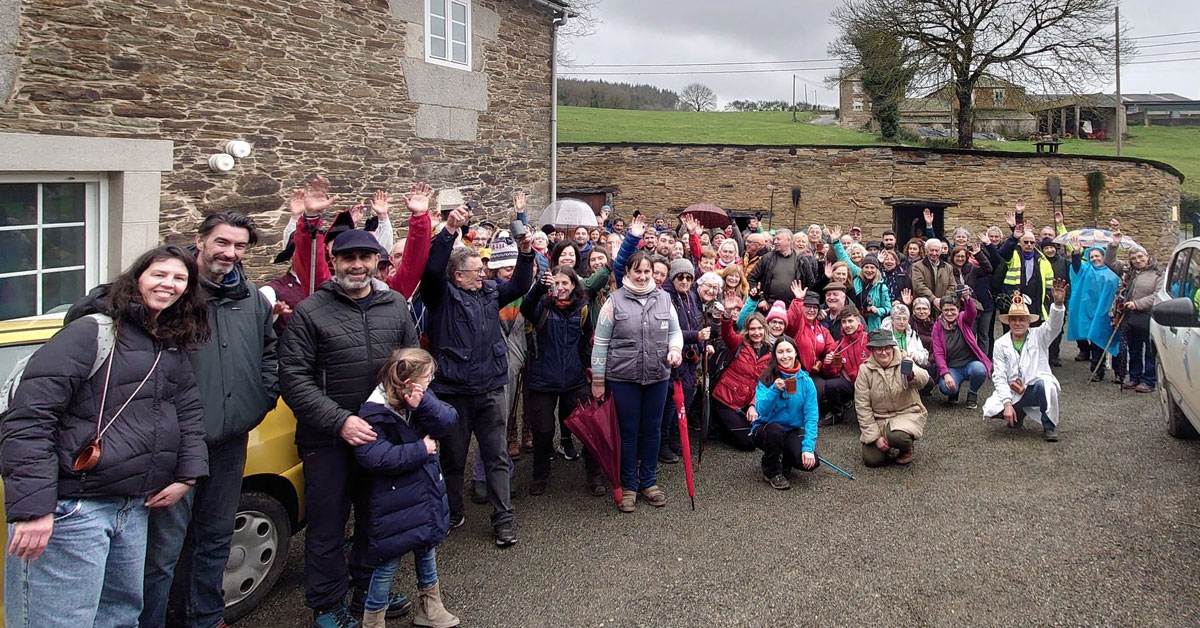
[560,0,1200,108]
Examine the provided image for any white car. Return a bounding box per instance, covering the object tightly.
[1152,236,1200,438]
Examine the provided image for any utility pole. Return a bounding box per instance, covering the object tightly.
[803,85,808,112]
[1115,5,1123,156]
[792,75,797,122]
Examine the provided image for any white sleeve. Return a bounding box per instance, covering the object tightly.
[281,217,297,250]
[372,216,394,253]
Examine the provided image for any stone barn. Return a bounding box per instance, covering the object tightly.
[0,0,567,320]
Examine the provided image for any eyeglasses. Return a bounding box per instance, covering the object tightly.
[676,276,694,282]
[457,267,486,275]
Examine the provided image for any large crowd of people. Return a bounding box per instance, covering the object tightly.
[0,177,1165,628]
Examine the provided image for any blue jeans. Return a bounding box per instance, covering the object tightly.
[364,548,438,612]
[938,361,988,397]
[1012,379,1054,430]
[609,380,670,491]
[1126,325,1156,387]
[5,497,149,628]
[142,435,247,628]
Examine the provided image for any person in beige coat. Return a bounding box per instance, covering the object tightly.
[855,328,932,466]
[910,238,954,311]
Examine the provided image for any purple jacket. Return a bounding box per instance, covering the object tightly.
[931,297,992,377]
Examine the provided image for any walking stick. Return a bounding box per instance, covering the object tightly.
[818,456,856,480]
[1087,263,1133,384]
[307,220,319,296]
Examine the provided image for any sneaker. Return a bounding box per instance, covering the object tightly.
[639,485,667,507]
[657,447,680,464]
[765,474,791,490]
[312,605,359,628]
[1113,374,1126,385]
[1135,382,1154,393]
[1049,358,1063,367]
[946,392,960,404]
[895,448,915,465]
[1088,373,1104,383]
[618,489,636,513]
[470,479,488,504]
[349,588,412,619]
[529,479,547,496]
[494,523,518,548]
[818,412,837,427]
[561,439,580,461]
[1044,427,1059,442]
[966,392,978,410]
[1074,353,1090,362]
[448,513,465,530]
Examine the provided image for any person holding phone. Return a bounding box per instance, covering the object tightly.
[855,329,931,467]
[750,336,820,491]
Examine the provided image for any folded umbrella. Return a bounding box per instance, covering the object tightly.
[563,395,623,504]
[680,203,731,229]
[672,381,697,510]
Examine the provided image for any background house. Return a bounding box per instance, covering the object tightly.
[1029,92,1200,138]
[838,74,1037,137]
[0,0,567,321]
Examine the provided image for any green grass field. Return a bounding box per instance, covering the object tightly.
[558,106,1198,196]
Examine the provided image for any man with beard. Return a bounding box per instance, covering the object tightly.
[280,228,421,627]
[136,212,280,628]
[881,230,897,251]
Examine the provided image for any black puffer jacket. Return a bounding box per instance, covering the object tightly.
[280,280,419,448]
[1,309,208,522]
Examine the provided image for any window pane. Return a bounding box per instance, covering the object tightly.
[0,183,38,227]
[42,269,84,314]
[0,275,36,320]
[42,183,86,224]
[1169,250,1191,298]
[430,15,446,38]
[0,229,36,274]
[452,21,467,45]
[452,42,467,64]
[431,35,446,59]
[451,1,466,23]
[429,0,445,18]
[43,225,85,269]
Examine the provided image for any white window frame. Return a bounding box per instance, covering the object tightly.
[993,88,1005,105]
[425,0,472,71]
[852,100,864,112]
[0,173,107,318]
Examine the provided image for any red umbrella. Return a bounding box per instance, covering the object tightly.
[563,396,623,504]
[672,381,697,510]
[680,203,731,229]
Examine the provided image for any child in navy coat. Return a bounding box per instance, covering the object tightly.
[355,348,460,628]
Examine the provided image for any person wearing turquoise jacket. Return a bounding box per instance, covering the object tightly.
[831,236,891,331]
[1067,243,1120,382]
[750,335,821,490]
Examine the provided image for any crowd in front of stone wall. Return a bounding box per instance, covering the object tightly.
[0,175,1177,628]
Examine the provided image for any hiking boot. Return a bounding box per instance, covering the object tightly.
[412,582,460,628]
[561,439,580,461]
[350,587,411,619]
[448,513,465,530]
[658,446,680,464]
[818,411,837,427]
[1088,372,1104,383]
[1049,358,1063,367]
[1074,353,1090,362]
[965,392,978,410]
[1135,382,1154,393]
[619,489,636,513]
[521,437,534,453]
[507,441,522,460]
[586,474,607,497]
[765,474,791,490]
[947,391,960,404]
[312,605,359,628]
[469,479,488,504]
[493,522,518,548]
[361,608,386,628]
[1044,426,1059,442]
[529,479,547,496]
[1113,374,1126,385]
[895,447,915,465]
[1122,379,1138,390]
[639,485,667,507]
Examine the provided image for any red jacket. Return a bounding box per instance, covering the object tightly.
[793,316,835,374]
[713,317,771,410]
[822,327,869,381]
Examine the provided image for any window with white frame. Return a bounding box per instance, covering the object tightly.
[426,0,471,70]
[993,88,1005,105]
[852,100,864,112]
[0,177,102,320]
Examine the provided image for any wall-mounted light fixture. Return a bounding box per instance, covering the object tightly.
[208,153,235,172]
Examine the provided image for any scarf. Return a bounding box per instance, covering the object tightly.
[778,361,801,375]
[1020,247,1037,282]
[622,275,655,297]
[554,297,573,309]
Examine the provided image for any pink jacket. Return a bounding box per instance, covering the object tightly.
[931,297,992,377]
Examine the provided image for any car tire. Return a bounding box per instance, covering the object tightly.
[1160,362,1198,439]
[223,490,292,622]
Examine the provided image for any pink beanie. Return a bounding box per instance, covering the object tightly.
[766,300,788,324]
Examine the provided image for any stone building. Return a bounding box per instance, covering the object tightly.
[558,143,1183,260]
[0,0,567,320]
[839,74,1037,137]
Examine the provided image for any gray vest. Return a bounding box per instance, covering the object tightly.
[605,288,672,384]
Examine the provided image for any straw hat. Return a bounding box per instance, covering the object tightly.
[998,292,1040,324]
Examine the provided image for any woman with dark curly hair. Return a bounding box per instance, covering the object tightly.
[2,244,209,628]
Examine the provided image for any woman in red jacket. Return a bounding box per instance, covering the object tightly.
[712,309,773,451]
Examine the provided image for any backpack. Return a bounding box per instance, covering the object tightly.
[1,313,116,415]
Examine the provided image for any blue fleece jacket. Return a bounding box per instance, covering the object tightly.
[751,369,819,453]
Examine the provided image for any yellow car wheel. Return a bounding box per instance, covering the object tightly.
[223,490,291,621]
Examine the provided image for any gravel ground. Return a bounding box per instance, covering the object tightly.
[243,356,1200,627]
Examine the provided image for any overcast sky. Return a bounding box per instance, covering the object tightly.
[560,0,1200,108]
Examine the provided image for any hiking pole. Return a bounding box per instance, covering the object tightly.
[818,456,855,480]
[1086,312,1124,385]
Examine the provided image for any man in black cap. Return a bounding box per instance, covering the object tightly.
[280,228,422,627]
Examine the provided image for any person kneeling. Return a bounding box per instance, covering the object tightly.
[855,329,931,467]
[750,336,820,490]
[982,281,1068,442]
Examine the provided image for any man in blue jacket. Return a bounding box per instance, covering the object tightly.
[421,205,535,547]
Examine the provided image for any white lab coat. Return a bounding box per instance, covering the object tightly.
[982,304,1065,426]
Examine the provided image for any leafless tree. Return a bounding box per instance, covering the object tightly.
[555,0,601,65]
[831,0,1132,147]
[679,83,718,112]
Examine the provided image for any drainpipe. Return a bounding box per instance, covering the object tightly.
[548,9,567,204]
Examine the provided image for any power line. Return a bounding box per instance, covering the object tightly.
[1125,55,1200,65]
[1133,47,1200,58]
[565,57,840,69]
[560,66,843,76]
[1135,38,1200,49]
[1128,29,1200,40]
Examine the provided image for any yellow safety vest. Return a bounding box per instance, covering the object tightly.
[1004,251,1054,318]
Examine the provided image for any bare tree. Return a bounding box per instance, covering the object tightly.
[555,0,601,65]
[831,0,1130,148]
[679,83,718,112]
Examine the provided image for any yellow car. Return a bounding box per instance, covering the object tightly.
[0,315,305,625]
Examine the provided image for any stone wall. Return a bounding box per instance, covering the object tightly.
[0,0,556,280]
[558,143,1184,259]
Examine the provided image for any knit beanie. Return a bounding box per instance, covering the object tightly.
[487,237,518,269]
[860,254,880,270]
[669,258,695,281]
[766,300,788,324]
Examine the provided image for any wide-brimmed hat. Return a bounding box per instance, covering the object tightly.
[866,328,897,348]
[998,292,1040,324]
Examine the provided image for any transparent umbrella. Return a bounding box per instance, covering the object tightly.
[540,199,598,229]
[1053,228,1140,251]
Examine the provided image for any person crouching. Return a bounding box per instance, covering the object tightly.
[354,348,460,628]
[750,336,821,490]
[855,329,931,466]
